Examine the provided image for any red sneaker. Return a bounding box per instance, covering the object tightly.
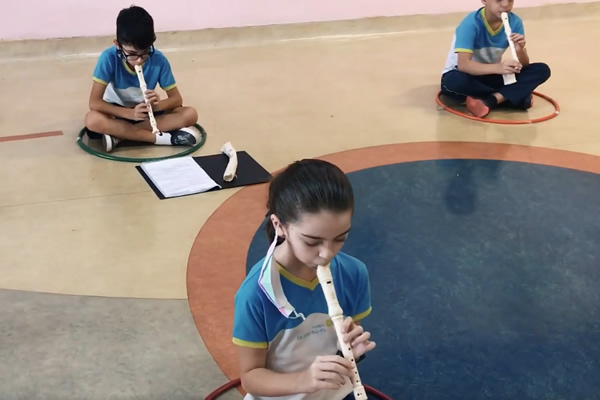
[466,96,491,118]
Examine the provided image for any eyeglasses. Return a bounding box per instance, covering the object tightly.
[118,44,155,61]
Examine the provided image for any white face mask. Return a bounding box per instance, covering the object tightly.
[258,228,306,321]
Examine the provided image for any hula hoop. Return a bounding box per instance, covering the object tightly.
[436,91,560,124]
[204,378,393,400]
[76,123,207,163]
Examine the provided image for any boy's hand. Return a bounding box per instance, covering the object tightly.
[510,33,526,51]
[131,103,149,121]
[499,59,522,74]
[341,317,376,359]
[145,90,160,105]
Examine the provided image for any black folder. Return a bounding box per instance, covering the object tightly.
[136,151,272,200]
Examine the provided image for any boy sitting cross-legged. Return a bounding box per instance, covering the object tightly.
[84,5,200,152]
[440,0,551,118]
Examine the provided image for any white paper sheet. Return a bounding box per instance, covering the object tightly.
[140,156,220,198]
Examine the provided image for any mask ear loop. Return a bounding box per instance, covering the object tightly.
[258,227,279,296]
[291,310,306,321]
[258,217,305,320]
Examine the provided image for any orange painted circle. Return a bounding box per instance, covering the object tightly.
[187,141,600,382]
[436,91,560,124]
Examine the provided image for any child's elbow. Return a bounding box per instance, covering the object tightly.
[240,373,253,394]
[239,369,263,395]
[88,98,101,111]
[172,94,184,108]
[455,53,472,73]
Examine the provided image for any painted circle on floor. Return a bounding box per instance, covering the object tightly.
[187,142,600,399]
[245,159,600,399]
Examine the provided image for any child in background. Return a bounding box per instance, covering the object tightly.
[233,159,376,400]
[84,5,200,152]
[440,0,551,118]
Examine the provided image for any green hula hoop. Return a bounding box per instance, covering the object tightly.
[76,123,207,163]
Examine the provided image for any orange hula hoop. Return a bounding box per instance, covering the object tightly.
[436,91,560,124]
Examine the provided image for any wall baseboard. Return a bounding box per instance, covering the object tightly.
[1,1,599,61]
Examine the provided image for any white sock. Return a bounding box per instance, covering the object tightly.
[154,132,172,145]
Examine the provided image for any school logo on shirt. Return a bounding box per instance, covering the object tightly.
[296,323,327,341]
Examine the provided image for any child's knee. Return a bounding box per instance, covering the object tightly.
[528,62,551,82]
[84,110,109,132]
[442,70,471,90]
[181,106,198,126]
[539,63,551,81]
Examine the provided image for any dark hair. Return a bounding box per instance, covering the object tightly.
[265,159,354,242]
[116,5,156,50]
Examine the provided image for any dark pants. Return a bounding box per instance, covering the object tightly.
[440,62,551,108]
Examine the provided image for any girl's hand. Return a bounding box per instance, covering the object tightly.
[301,355,353,393]
[341,316,376,358]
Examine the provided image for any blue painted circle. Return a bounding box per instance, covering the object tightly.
[246,159,600,399]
